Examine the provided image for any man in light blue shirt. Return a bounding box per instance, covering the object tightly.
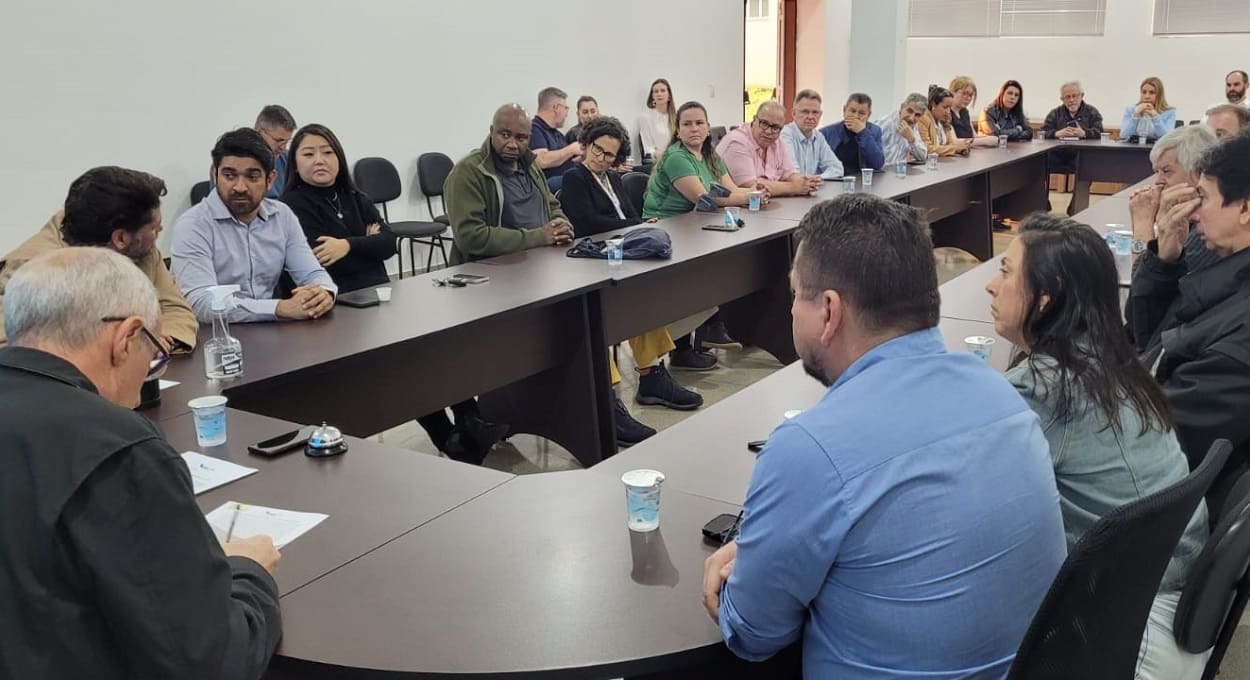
[702,194,1066,679]
[255,105,295,199]
[172,128,336,323]
[876,92,929,166]
[780,89,843,179]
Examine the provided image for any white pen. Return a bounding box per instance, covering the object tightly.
[224,502,240,542]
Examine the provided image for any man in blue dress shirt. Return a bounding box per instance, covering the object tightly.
[703,194,1066,678]
[255,105,295,199]
[172,128,336,323]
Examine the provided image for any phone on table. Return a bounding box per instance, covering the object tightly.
[702,512,743,545]
[448,274,490,285]
[248,426,316,457]
[702,224,740,232]
[335,289,381,308]
[747,440,767,453]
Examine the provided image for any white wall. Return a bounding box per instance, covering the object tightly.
[905,0,1250,128]
[0,0,744,259]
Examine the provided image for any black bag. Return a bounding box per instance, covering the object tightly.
[565,226,672,260]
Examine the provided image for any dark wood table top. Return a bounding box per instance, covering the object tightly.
[273,470,739,677]
[160,409,512,596]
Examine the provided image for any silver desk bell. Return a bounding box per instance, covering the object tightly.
[305,422,348,458]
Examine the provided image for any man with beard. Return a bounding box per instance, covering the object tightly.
[1210,70,1249,112]
[172,128,336,322]
[701,194,1066,678]
[0,166,197,350]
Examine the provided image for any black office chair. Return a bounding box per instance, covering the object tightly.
[352,157,446,277]
[621,172,650,216]
[1006,440,1231,680]
[190,181,211,206]
[1189,120,1201,127]
[1176,120,1185,128]
[1175,469,1250,680]
[709,125,728,149]
[416,152,454,227]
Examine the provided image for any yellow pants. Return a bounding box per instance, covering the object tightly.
[609,327,677,385]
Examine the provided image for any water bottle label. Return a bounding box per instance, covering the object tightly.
[221,353,242,374]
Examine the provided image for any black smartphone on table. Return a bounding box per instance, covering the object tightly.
[702,513,743,545]
[248,426,316,457]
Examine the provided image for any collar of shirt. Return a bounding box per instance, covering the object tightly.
[0,346,98,394]
[204,189,279,226]
[784,122,816,142]
[829,327,945,394]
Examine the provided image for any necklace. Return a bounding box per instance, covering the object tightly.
[326,191,343,219]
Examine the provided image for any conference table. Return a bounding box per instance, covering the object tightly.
[146,138,1152,678]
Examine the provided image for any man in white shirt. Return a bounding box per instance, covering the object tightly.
[1208,70,1249,114]
[780,90,843,179]
[875,93,928,166]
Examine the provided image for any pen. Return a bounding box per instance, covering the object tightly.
[723,510,744,544]
[225,502,240,542]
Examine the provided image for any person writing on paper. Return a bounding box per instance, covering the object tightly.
[0,247,282,680]
[279,123,396,293]
[716,100,820,196]
[948,76,1000,148]
[0,166,198,352]
[987,215,1209,679]
[918,85,971,157]
[172,128,338,323]
[1122,77,1177,142]
[702,195,1065,677]
[780,89,844,179]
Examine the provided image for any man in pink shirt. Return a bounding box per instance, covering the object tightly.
[716,100,822,197]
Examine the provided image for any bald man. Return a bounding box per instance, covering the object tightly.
[444,104,575,264]
[716,100,821,197]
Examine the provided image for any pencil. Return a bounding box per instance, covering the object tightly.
[225,502,240,542]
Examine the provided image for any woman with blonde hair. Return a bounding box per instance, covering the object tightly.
[1122,76,1177,142]
[948,75,999,147]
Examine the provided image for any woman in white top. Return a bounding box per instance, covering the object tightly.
[637,78,676,163]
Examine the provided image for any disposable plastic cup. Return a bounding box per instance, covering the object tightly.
[188,395,228,447]
[622,469,665,532]
[861,168,873,187]
[606,239,624,267]
[964,336,996,361]
[376,287,392,302]
[842,176,856,193]
[998,134,1008,148]
[748,191,763,212]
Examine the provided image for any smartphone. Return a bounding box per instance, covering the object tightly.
[702,513,742,544]
[335,289,381,308]
[747,440,767,453]
[702,224,740,232]
[248,426,315,457]
[449,274,490,285]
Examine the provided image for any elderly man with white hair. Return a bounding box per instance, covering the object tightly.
[1129,124,1221,275]
[875,92,930,166]
[0,247,283,680]
[716,99,822,197]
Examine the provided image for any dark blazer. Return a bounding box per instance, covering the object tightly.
[560,164,643,238]
[1041,102,1103,140]
[280,183,396,293]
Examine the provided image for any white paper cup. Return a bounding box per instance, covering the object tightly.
[376,287,392,302]
[622,469,665,532]
[964,336,996,361]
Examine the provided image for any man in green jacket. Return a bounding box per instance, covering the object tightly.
[445,103,575,264]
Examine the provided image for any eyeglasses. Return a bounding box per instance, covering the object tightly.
[101,317,170,380]
[588,141,618,162]
[755,119,784,134]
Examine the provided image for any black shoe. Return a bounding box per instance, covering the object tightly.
[697,319,742,350]
[636,362,704,411]
[614,396,656,447]
[442,430,490,466]
[461,414,510,452]
[669,348,718,371]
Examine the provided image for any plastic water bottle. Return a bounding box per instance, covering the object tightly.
[204,285,243,379]
[1137,115,1152,145]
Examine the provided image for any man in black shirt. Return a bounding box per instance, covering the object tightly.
[0,247,282,680]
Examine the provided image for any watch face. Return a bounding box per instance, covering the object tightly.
[1132,239,1147,254]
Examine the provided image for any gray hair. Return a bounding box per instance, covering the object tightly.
[1059,81,1082,92]
[1206,103,1250,127]
[756,100,785,119]
[902,92,928,110]
[1150,125,1218,173]
[537,86,567,111]
[4,247,159,349]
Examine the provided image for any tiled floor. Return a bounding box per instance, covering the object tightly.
[371,188,1250,676]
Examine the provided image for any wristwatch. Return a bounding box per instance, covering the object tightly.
[1132,239,1148,255]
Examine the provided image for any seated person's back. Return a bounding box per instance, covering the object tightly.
[707,195,1065,679]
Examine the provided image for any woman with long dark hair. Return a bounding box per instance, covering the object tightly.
[641,101,762,219]
[281,124,507,466]
[637,78,677,163]
[986,214,1208,679]
[978,79,1033,141]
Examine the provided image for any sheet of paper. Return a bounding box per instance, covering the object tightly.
[181,452,257,495]
[205,502,328,549]
[158,379,180,390]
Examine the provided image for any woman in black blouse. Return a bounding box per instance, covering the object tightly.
[281,124,507,465]
[281,124,396,293]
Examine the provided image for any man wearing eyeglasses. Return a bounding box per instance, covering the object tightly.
[716,100,821,197]
[780,90,844,180]
[0,247,283,680]
[530,86,583,193]
[0,166,198,352]
[875,93,929,167]
[255,104,296,198]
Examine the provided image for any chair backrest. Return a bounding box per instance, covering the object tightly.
[190,181,212,206]
[621,172,650,217]
[1006,440,1231,680]
[352,157,402,204]
[1174,468,1250,679]
[417,152,454,198]
[709,125,728,149]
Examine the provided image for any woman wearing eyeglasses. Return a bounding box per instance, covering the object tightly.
[559,116,705,447]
